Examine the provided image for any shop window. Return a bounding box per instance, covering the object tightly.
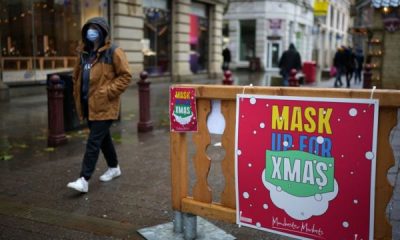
[223,21,229,44]
[189,2,209,74]
[0,0,108,83]
[239,20,256,61]
[143,0,171,76]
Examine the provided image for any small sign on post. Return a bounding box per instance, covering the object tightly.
[170,87,198,132]
[235,95,379,240]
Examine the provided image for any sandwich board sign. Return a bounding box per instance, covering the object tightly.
[235,95,379,240]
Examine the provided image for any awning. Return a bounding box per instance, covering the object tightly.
[372,0,400,8]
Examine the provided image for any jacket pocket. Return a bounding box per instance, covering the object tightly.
[92,89,109,114]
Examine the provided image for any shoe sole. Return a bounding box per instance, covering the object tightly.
[99,173,121,182]
[67,184,88,193]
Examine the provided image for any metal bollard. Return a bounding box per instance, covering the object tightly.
[288,68,299,87]
[183,213,197,240]
[47,74,67,147]
[222,70,233,85]
[363,64,372,89]
[137,71,153,132]
[173,211,183,233]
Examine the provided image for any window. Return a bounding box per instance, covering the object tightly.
[189,2,209,74]
[239,20,256,61]
[143,0,171,76]
[0,0,108,83]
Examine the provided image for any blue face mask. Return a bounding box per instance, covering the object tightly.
[86,29,99,42]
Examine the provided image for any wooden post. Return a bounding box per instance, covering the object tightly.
[47,74,67,147]
[137,71,153,132]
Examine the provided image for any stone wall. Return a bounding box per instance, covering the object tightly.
[112,0,144,80]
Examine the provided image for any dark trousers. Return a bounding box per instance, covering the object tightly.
[80,120,118,180]
[334,67,344,87]
[345,70,353,88]
[354,68,362,83]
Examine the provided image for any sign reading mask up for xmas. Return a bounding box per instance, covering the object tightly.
[235,95,379,240]
[170,87,198,132]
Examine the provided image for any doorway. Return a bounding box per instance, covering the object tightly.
[266,41,281,70]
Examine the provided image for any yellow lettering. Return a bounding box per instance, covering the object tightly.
[304,107,316,133]
[290,107,303,131]
[272,106,289,130]
[175,91,190,99]
[318,108,332,134]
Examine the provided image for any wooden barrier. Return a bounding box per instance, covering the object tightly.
[170,84,400,239]
[1,56,76,71]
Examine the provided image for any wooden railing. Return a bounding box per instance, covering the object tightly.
[170,84,400,239]
[1,56,77,70]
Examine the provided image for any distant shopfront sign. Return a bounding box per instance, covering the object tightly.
[235,95,379,240]
[268,19,283,37]
[314,0,329,16]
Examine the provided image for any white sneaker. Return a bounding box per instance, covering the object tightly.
[67,177,88,193]
[99,165,121,182]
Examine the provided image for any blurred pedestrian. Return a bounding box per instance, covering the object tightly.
[344,47,356,88]
[333,46,346,88]
[354,48,364,84]
[278,43,302,86]
[222,46,231,71]
[67,17,132,193]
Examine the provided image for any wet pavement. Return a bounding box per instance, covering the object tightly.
[0,71,398,240]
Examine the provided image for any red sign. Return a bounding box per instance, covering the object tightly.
[235,95,379,240]
[170,87,197,132]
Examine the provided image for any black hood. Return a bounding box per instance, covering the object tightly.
[81,17,109,49]
[289,43,296,51]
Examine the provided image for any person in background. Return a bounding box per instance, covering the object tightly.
[278,43,302,86]
[333,46,346,88]
[344,47,356,88]
[67,17,132,193]
[222,46,231,71]
[354,48,365,84]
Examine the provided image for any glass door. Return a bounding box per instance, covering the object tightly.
[266,41,281,70]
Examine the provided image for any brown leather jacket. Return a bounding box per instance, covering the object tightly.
[73,18,132,121]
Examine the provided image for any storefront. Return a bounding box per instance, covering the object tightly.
[0,0,225,93]
[353,0,400,89]
[223,0,313,72]
[0,0,109,83]
[189,1,209,74]
[143,0,171,76]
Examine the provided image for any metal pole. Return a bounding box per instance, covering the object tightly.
[173,211,183,233]
[183,213,197,240]
[0,30,10,102]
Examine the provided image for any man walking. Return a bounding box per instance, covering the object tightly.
[278,43,302,86]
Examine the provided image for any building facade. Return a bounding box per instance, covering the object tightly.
[0,0,226,100]
[354,0,400,89]
[313,0,353,71]
[223,0,314,72]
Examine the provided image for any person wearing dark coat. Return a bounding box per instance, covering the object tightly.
[333,47,346,87]
[278,43,302,86]
[344,47,356,88]
[222,46,231,70]
[354,48,364,84]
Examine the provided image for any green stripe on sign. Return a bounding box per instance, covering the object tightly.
[265,150,334,197]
